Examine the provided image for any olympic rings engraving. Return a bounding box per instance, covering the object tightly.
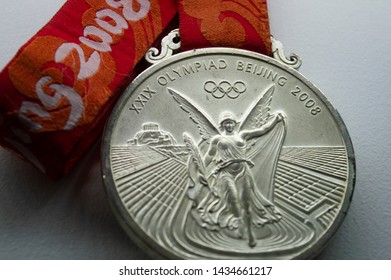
[204,80,247,99]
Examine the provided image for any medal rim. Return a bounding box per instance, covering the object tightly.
[102,47,356,259]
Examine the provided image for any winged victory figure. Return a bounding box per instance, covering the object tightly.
[168,84,286,247]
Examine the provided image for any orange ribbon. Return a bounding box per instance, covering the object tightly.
[178,0,271,54]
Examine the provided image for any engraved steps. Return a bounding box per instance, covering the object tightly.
[111,145,167,179]
[112,146,188,237]
[279,147,347,180]
[274,146,347,232]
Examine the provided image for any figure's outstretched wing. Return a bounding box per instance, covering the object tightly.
[168,88,219,142]
[239,84,275,131]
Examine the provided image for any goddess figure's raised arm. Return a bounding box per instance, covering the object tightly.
[240,112,285,140]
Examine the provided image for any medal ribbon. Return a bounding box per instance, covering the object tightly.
[178,0,272,54]
[0,0,177,178]
[0,0,270,178]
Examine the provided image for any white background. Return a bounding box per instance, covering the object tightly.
[0,0,390,259]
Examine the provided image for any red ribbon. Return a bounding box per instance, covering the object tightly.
[178,0,272,55]
[0,0,271,178]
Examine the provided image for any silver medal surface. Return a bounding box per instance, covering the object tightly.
[102,48,355,259]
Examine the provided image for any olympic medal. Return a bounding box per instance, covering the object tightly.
[102,48,355,259]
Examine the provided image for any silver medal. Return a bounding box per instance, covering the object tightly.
[102,39,355,259]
